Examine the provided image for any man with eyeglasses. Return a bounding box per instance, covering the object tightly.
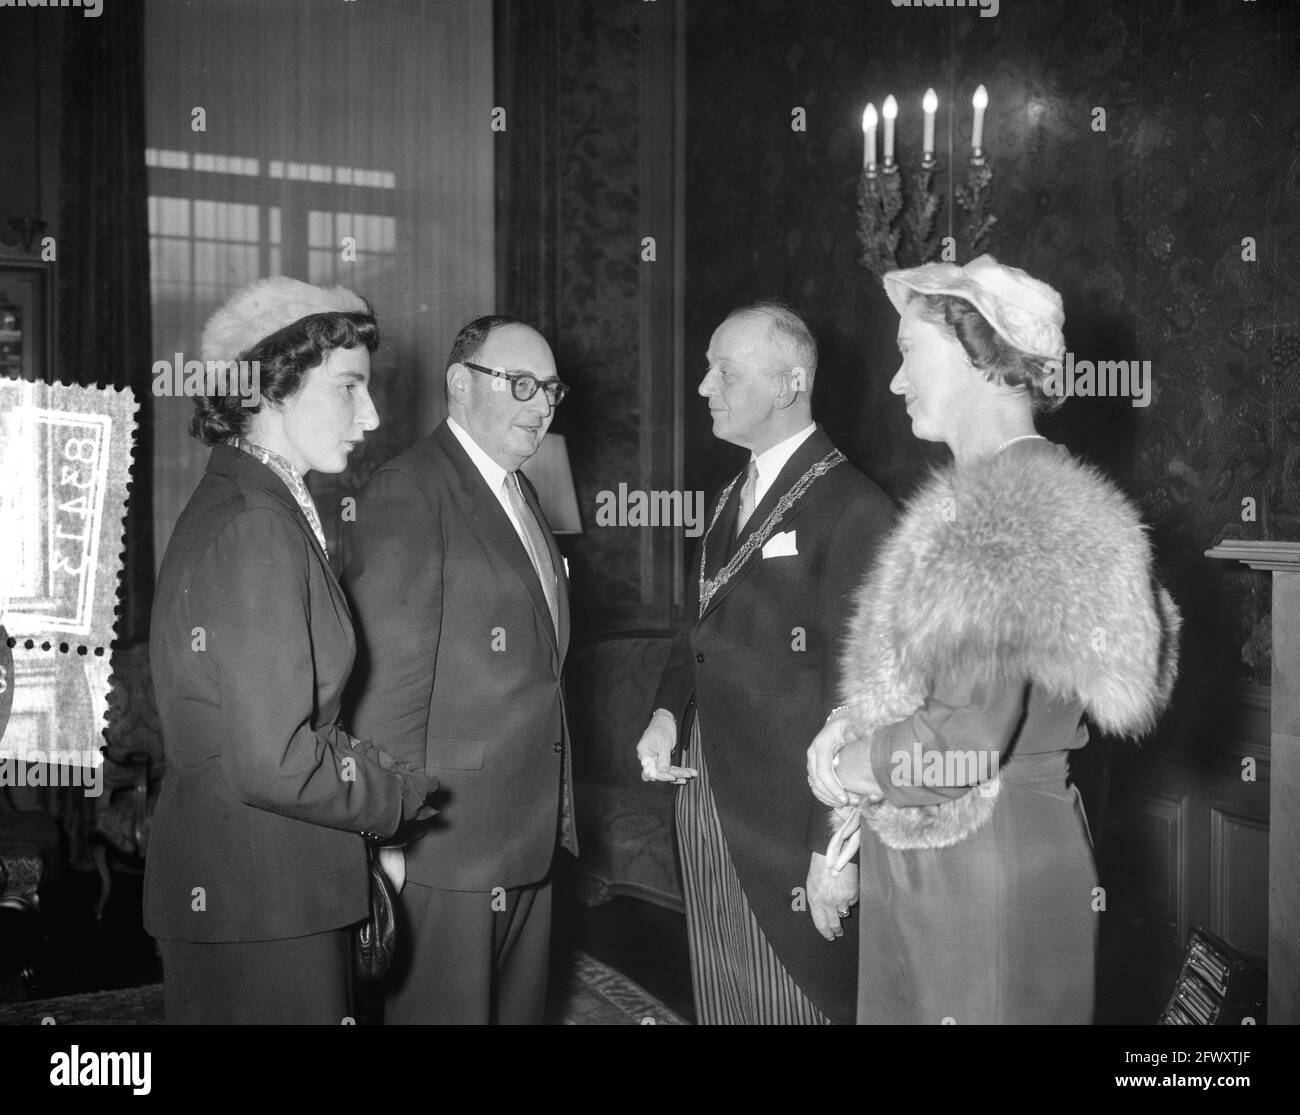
[342,315,575,1024]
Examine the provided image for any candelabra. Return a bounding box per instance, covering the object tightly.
[857,156,995,279]
[955,154,996,258]
[856,86,997,279]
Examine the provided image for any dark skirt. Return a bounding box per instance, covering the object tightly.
[159,928,353,1024]
[857,749,1098,1024]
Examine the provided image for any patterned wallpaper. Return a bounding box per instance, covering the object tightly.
[682,0,1300,686]
[550,0,647,629]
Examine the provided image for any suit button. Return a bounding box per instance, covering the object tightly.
[553,742,563,753]
[695,652,705,663]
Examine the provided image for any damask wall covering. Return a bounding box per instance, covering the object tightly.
[681,0,1300,697]
[498,0,1297,692]
[551,2,653,629]
[498,0,684,634]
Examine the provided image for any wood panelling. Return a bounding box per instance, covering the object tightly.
[1210,807,1269,963]
[1118,791,1188,943]
[1098,684,1271,1021]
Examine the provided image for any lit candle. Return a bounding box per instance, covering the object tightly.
[922,88,937,159]
[882,95,898,164]
[862,104,878,171]
[971,84,988,155]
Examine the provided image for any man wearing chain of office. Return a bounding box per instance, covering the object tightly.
[636,301,895,1024]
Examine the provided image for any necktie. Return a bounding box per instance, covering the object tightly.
[505,472,560,636]
[735,459,758,537]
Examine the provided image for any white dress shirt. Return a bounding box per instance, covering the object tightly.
[446,416,531,549]
[750,422,817,506]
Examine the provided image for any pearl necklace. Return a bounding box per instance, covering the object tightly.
[992,434,1047,456]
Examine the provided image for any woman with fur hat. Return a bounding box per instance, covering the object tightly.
[806,256,1181,1024]
[144,278,437,1023]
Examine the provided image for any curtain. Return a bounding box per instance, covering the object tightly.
[58,0,154,645]
[144,0,495,566]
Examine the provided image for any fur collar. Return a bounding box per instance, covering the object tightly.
[838,442,1181,850]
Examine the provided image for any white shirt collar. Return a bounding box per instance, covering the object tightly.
[750,422,817,505]
[447,415,511,495]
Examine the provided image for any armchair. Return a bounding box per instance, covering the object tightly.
[566,632,683,913]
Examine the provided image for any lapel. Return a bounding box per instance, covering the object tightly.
[711,478,745,576]
[433,423,565,659]
[207,444,354,642]
[698,426,835,624]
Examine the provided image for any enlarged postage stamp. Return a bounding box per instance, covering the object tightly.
[0,377,139,794]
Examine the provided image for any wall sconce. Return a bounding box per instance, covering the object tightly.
[857,84,996,279]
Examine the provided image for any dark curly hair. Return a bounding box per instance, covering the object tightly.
[912,293,1063,414]
[189,307,380,445]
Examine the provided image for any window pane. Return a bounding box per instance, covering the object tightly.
[308,249,336,285]
[308,210,333,248]
[150,238,191,287]
[150,197,190,237]
[194,201,259,243]
[194,242,260,292]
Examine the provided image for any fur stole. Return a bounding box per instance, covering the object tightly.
[838,443,1181,850]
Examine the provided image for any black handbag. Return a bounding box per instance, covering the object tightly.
[353,845,398,984]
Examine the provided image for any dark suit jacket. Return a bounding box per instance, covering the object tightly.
[342,421,576,892]
[143,445,414,943]
[653,426,895,1024]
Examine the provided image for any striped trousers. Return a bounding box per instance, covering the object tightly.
[675,718,829,1025]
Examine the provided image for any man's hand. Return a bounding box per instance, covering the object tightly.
[806,851,859,941]
[636,711,698,784]
[807,713,855,807]
[377,846,406,893]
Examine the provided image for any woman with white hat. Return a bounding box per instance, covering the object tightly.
[807,256,1182,1024]
[143,277,437,1023]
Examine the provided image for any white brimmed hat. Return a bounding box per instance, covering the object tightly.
[200,276,369,363]
[882,255,1066,363]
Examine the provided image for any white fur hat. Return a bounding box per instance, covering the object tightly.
[883,254,1065,363]
[200,276,369,363]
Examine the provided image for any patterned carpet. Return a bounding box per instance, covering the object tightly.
[555,950,686,1025]
[0,949,686,1026]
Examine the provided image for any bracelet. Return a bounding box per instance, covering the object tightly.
[825,697,866,723]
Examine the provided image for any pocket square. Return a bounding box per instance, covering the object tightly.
[762,530,798,559]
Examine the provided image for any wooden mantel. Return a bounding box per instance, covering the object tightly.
[1206,540,1300,1023]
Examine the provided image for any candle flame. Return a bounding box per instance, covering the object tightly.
[882,95,898,120]
[923,88,938,113]
[863,103,878,129]
[972,84,989,109]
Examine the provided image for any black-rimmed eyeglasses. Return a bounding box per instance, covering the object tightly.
[463,361,570,406]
